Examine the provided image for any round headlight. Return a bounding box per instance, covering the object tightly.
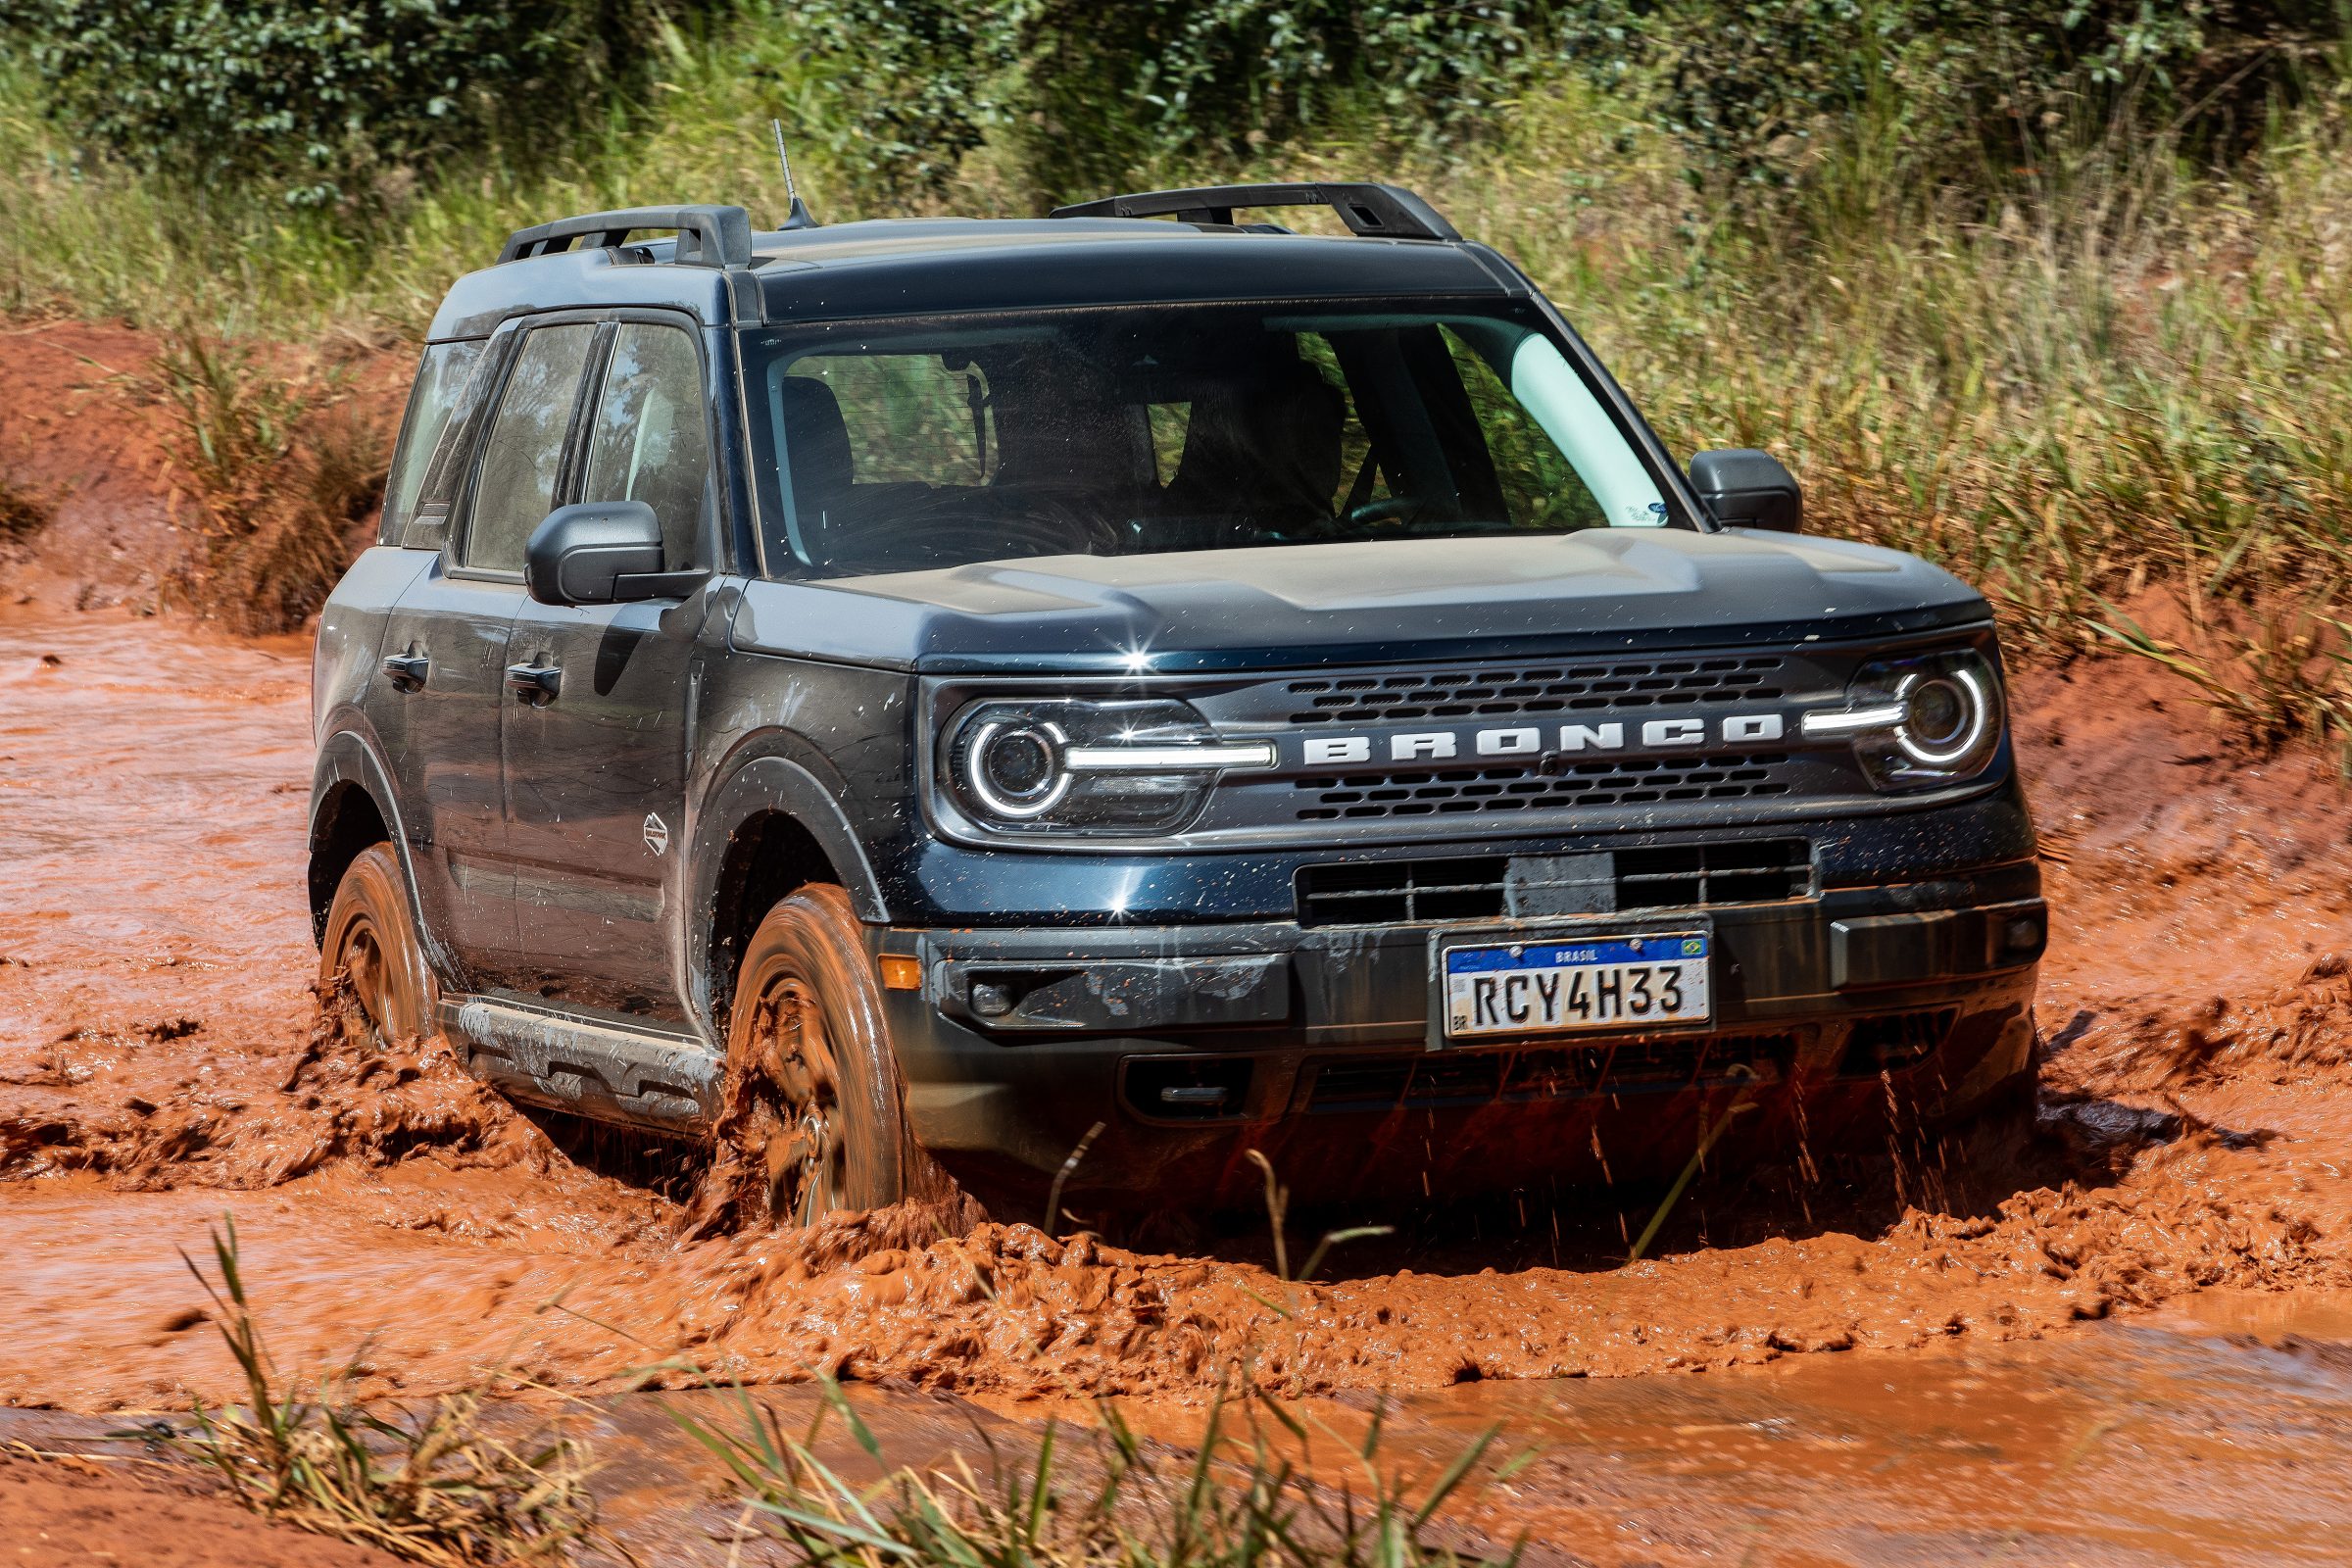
[1893,667,1989,767]
[964,720,1071,818]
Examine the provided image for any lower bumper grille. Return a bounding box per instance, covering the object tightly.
[1296,838,1813,928]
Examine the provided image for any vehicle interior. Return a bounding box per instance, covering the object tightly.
[744,304,1672,577]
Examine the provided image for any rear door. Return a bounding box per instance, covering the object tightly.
[378,317,599,982]
[502,316,722,1019]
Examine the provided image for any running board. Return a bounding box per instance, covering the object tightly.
[438,995,721,1135]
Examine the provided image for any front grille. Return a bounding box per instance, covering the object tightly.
[1284,656,1789,725]
[1305,1032,1797,1111]
[1615,840,1815,909]
[1296,754,1792,821]
[1297,855,1508,926]
[1295,839,1812,927]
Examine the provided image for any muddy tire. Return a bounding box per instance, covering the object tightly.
[702,884,922,1229]
[318,843,439,1050]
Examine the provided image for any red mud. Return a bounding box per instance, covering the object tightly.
[0,1451,401,1568]
[3,305,2351,1440]
[5,597,2351,1425]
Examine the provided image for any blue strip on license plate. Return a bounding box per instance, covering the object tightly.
[1444,933,1711,1038]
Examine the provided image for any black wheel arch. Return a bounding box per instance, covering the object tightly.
[307,732,424,945]
[689,749,891,1038]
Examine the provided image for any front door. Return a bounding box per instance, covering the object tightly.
[375,564,526,977]
[387,316,600,984]
[503,318,719,1019]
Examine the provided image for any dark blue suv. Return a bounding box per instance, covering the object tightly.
[309,185,2045,1228]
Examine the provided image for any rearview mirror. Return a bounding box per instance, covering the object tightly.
[1689,449,1802,534]
[524,501,681,606]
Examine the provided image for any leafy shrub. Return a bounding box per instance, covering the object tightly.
[774,0,2338,205]
[778,0,1569,204]
[1656,0,2341,194]
[11,0,657,209]
[154,326,388,633]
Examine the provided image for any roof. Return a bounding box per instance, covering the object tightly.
[426,215,1520,341]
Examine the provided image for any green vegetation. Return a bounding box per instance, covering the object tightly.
[1,1,2348,753]
[673,1375,1516,1568]
[156,1220,595,1566]
[152,326,387,632]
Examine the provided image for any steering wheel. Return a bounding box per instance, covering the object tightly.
[1347,496,1426,528]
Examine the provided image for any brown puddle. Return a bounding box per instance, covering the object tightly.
[7,602,2352,1557]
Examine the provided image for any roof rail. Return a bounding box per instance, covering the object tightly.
[1047,182,1460,242]
[496,205,754,269]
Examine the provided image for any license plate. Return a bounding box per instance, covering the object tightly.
[1443,933,1711,1039]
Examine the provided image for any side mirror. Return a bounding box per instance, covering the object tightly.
[523,501,695,606]
[1690,448,1802,534]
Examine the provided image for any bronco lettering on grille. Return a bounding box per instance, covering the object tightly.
[1298,713,1788,767]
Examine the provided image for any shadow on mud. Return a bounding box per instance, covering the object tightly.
[519,1104,709,1205]
[517,1071,2276,1293]
[1158,1086,2271,1284]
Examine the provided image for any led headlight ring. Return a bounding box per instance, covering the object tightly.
[1891,667,1990,768]
[964,719,1072,819]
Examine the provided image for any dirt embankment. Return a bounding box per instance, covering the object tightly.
[2,315,2349,1421]
[0,318,407,620]
[0,320,186,612]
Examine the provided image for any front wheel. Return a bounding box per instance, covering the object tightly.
[702,884,921,1229]
[318,843,439,1050]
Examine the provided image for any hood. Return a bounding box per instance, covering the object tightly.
[729,528,1988,673]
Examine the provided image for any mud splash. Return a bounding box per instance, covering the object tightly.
[5,607,2352,1421]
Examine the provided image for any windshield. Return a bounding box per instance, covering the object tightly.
[741,300,1677,578]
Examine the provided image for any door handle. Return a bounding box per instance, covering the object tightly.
[505,662,562,703]
[380,653,428,691]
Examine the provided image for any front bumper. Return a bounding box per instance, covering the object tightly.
[874,858,2044,1210]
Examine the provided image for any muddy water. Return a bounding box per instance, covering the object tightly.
[7,606,2352,1555]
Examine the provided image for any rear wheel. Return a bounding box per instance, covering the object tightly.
[318,843,439,1050]
[704,884,919,1228]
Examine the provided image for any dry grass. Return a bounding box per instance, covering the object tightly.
[672,1373,1518,1568]
[155,1219,597,1567]
[152,325,388,633]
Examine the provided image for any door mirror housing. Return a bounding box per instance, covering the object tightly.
[1690,448,1802,534]
[523,501,704,605]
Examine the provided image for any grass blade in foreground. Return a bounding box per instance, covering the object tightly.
[144,1216,597,1568]
[666,1371,1521,1568]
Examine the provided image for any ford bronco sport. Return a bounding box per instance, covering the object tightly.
[310,183,2045,1226]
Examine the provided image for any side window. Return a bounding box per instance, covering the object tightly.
[581,323,711,566]
[463,322,596,572]
[381,339,486,543]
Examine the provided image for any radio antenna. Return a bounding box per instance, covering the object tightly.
[771,118,817,229]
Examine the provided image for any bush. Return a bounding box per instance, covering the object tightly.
[154,326,388,634]
[11,0,657,210]
[779,0,1569,205]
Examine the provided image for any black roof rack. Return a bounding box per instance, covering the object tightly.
[496,204,754,269]
[1047,182,1460,242]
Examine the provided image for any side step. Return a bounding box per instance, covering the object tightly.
[438,995,721,1135]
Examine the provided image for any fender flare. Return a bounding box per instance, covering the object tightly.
[307,725,451,976]
[685,745,891,1029]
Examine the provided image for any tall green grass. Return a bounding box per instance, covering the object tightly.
[3,23,2347,752]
